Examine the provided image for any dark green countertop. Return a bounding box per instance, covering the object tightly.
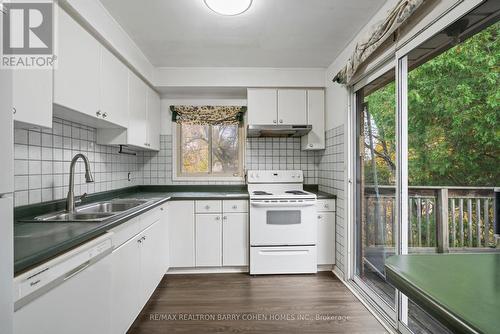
[14,185,335,275]
[386,254,500,334]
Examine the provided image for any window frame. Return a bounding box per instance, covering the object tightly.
[172,122,245,182]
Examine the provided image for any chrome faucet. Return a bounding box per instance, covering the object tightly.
[67,154,94,213]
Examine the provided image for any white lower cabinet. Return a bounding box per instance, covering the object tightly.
[316,199,336,266]
[223,213,249,266]
[196,200,249,268]
[110,235,142,334]
[140,218,167,302]
[317,212,335,265]
[195,214,222,267]
[168,201,195,267]
[110,206,168,334]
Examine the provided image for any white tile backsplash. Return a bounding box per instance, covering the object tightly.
[14,118,141,206]
[14,118,344,211]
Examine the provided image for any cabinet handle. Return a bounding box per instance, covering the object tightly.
[223,216,227,220]
[102,112,108,118]
[273,119,277,124]
[232,205,237,209]
[309,144,313,148]
[96,111,101,117]
[12,107,16,115]
[279,119,283,123]
[30,279,41,287]
[324,205,329,209]
[142,236,146,241]
[205,205,210,210]
[160,207,164,211]
[137,239,142,243]
[318,215,322,219]
[215,216,220,221]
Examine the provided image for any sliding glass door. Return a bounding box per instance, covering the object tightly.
[354,69,397,315]
[352,2,499,333]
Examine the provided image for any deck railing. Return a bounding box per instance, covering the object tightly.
[363,186,497,252]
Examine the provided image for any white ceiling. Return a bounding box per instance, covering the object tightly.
[99,0,386,68]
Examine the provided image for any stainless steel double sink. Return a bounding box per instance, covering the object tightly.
[27,199,153,222]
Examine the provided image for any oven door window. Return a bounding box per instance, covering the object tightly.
[266,210,301,225]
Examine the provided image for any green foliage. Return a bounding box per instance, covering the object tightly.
[365,22,500,187]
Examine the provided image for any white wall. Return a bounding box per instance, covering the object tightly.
[155,67,326,88]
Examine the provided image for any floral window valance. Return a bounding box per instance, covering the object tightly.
[170,105,246,126]
[333,0,425,85]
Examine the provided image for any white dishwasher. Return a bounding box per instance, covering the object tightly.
[14,233,113,334]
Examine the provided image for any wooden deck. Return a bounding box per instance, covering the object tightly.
[128,272,387,333]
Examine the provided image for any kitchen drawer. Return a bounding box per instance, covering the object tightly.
[250,246,317,275]
[140,204,165,230]
[223,200,248,213]
[109,217,142,249]
[316,199,336,212]
[195,200,222,213]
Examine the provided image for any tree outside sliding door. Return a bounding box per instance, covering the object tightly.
[355,69,397,311]
[401,2,500,333]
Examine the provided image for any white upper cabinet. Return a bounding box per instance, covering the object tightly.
[247,88,313,127]
[302,90,325,150]
[247,88,277,125]
[100,47,129,128]
[54,6,100,119]
[147,88,161,151]
[13,69,53,129]
[277,89,307,124]
[127,72,148,147]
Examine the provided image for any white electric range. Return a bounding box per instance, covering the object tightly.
[247,170,318,275]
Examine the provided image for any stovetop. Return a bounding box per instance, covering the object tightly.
[250,189,316,200]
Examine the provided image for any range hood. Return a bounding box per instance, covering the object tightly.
[247,124,312,138]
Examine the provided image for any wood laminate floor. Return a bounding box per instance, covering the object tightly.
[128,272,387,334]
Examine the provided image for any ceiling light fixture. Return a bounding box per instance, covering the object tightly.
[204,0,253,16]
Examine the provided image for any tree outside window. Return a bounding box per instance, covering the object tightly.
[178,124,243,177]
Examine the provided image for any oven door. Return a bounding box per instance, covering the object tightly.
[250,199,317,246]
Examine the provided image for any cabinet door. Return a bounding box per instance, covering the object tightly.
[277,89,307,125]
[195,214,222,267]
[223,213,248,266]
[54,7,100,118]
[13,69,52,129]
[317,212,335,265]
[302,90,325,150]
[110,237,141,334]
[247,88,277,125]
[100,47,128,128]
[147,88,161,151]
[140,220,165,306]
[128,72,148,148]
[0,71,13,194]
[168,201,195,267]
